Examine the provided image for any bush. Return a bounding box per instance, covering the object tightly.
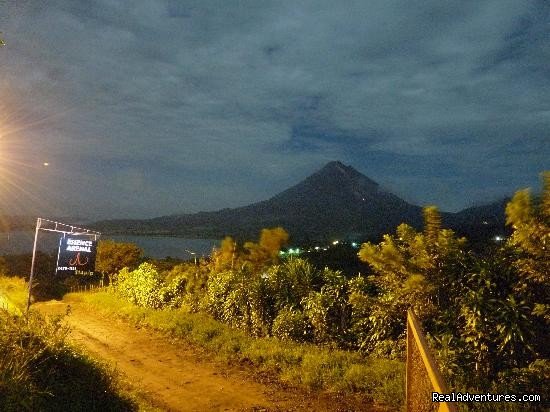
[272,306,312,342]
[80,291,405,408]
[115,263,174,309]
[0,309,136,411]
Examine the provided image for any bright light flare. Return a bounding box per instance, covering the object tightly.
[0,100,65,217]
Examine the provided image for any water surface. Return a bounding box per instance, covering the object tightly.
[0,231,219,259]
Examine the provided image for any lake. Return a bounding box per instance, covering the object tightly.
[0,231,220,260]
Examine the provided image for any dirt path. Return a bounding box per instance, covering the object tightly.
[35,299,379,412]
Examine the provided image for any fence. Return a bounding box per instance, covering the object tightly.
[69,283,107,293]
[406,309,457,412]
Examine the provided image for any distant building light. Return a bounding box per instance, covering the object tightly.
[314,246,320,250]
[482,221,488,225]
[351,242,358,248]
[494,235,504,241]
[332,240,339,245]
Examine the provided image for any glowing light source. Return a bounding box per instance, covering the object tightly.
[43,162,49,166]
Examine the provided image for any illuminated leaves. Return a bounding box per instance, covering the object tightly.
[96,240,143,276]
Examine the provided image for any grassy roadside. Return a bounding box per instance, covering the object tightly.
[0,276,27,314]
[75,290,405,410]
[0,276,161,412]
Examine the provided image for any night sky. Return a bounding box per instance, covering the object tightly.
[0,1,548,220]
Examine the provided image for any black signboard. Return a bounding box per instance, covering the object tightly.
[56,236,97,275]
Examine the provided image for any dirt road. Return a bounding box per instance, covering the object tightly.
[35,299,378,412]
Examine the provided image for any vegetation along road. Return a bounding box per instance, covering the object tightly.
[35,297,380,412]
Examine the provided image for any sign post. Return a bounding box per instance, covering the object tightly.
[26,218,42,313]
[25,218,101,313]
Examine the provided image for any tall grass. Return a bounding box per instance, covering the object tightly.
[0,309,138,411]
[77,291,405,410]
[0,275,146,411]
[0,276,27,314]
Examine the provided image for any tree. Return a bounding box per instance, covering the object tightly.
[243,227,289,269]
[356,206,467,355]
[505,171,550,356]
[210,236,237,271]
[95,240,143,285]
[505,171,550,285]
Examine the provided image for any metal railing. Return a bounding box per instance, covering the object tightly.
[406,309,457,412]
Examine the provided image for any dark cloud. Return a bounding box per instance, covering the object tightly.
[0,0,548,219]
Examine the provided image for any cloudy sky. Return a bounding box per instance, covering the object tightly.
[0,0,548,219]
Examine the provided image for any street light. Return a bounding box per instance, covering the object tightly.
[185,249,197,265]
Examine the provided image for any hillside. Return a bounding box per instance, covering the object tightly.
[93,161,508,243]
[94,161,425,242]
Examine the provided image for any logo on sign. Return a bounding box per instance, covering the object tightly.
[56,236,97,275]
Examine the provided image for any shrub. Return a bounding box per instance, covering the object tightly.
[272,306,312,342]
[116,263,170,309]
[0,308,136,411]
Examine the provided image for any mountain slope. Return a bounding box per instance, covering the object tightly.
[93,161,508,243]
[94,161,424,242]
[444,198,510,242]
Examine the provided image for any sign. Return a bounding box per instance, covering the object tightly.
[56,236,97,275]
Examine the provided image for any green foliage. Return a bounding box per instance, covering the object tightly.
[243,227,289,269]
[502,172,550,371]
[358,196,548,399]
[210,236,237,272]
[493,360,550,404]
[457,249,539,383]
[0,276,27,313]
[89,198,548,407]
[79,291,405,408]
[115,262,185,309]
[0,308,136,411]
[302,268,350,344]
[1,252,63,301]
[272,306,312,341]
[210,228,289,273]
[505,172,550,331]
[357,208,467,355]
[203,267,265,335]
[269,258,323,306]
[203,257,323,337]
[96,240,143,284]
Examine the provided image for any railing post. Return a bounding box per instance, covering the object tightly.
[26,218,41,313]
[406,311,412,410]
[406,309,457,412]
